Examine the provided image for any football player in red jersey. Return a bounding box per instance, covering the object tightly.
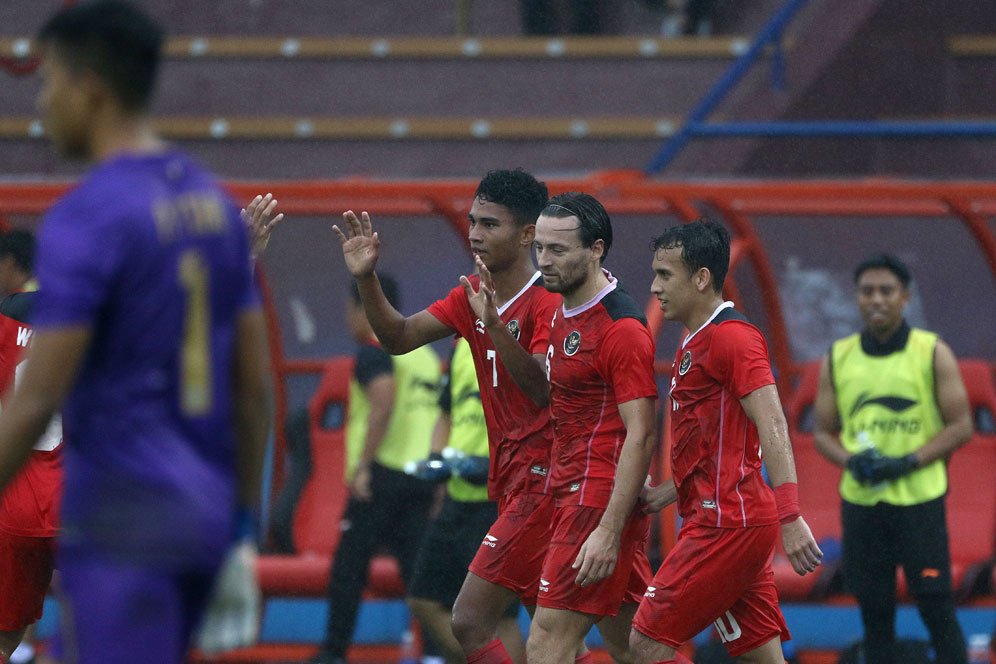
[631,220,822,664]
[0,231,62,664]
[334,170,569,664]
[525,193,658,664]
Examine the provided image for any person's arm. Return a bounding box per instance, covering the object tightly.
[334,211,452,354]
[0,327,90,489]
[741,384,823,576]
[573,396,657,587]
[232,310,272,513]
[460,256,549,406]
[351,348,396,501]
[812,354,850,468]
[914,340,972,465]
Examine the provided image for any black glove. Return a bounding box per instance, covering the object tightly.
[405,451,452,483]
[846,449,880,485]
[451,455,490,485]
[868,453,919,484]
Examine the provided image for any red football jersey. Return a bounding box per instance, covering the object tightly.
[668,303,778,528]
[546,277,657,509]
[428,272,560,498]
[0,291,63,537]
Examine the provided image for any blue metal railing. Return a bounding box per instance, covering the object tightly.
[644,0,996,174]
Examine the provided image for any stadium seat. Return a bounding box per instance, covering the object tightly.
[256,356,404,600]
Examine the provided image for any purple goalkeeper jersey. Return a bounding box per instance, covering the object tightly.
[32,149,260,569]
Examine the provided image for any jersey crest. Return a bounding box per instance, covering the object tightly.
[564,330,581,356]
[506,319,521,341]
[678,350,692,375]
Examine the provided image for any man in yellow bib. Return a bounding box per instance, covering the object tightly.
[813,254,972,664]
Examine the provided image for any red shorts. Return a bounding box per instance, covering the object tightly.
[0,530,55,630]
[536,504,651,617]
[633,522,789,658]
[468,491,554,606]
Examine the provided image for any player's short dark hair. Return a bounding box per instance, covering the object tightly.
[541,192,612,263]
[651,219,730,293]
[474,169,549,227]
[350,274,401,310]
[37,0,164,112]
[0,230,35,274]
[853,253,911,288]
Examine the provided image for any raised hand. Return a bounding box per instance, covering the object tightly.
[459,254,500,329]
[333,210,381,277]
[242,193,285,259]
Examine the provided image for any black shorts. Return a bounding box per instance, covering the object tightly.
[408,495,518,617]
[842,495,953,598]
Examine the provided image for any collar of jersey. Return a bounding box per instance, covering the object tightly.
[562,269,617,318]
[497,271,542,317]
[681,301,735,349]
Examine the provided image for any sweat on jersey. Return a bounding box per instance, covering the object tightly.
[546,274,658,509]
[32,150,260,569]
[427,271,560,499]
[668,302,779,529]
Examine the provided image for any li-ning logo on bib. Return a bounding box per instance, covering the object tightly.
[506,319,521,341]
[678,350,692,375]
[564,330,581,356]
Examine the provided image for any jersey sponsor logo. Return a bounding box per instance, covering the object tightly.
[530,464,548,477]
[475,319,486,334]
[701,499,717,510]
[539,579,551,593]
[482,534,498,548]
[678,350,692,375]
[644,586,657,598]
[570,481,581,492]
[506,319,521,341]
[16,326,32,347]
[563,330,581,356]
[849,392,917,417]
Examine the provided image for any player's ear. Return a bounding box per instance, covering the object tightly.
[695,267,712,293]
[520,223,536,246]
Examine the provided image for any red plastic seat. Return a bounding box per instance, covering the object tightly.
[257,356,404,599]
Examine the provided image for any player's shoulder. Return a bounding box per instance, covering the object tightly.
[0,291,34,324]
[711,307,759,335]
[600,284,647,325]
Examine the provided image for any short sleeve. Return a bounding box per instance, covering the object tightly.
[597,318,658,404]
[437,362,453,414]
[709,322,774,399]
[528,289,560,355]
[354,344,394,387]
[426,283,468,339]
[32,194,130,329]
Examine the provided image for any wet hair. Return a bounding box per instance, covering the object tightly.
[0,230,35,274]
[853,253,911,288]
[651,219,730,293]
[350,274,401,310]
[474,169,549,227]
[37,0,164,112]
[540,192,612,263]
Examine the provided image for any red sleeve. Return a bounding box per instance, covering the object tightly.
[709,322,775,399]
[426,282,471,339]
[597,317,658,404]
[528,289,560,355]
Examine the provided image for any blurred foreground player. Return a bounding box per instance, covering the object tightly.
[0,3,272,663]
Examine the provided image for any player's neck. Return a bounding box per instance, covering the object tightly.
[562,266,610,310]
[681,296,726,335]
[490,260,537,307]
[89,112,166,162]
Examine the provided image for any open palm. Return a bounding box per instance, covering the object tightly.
[333,210,381,277]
